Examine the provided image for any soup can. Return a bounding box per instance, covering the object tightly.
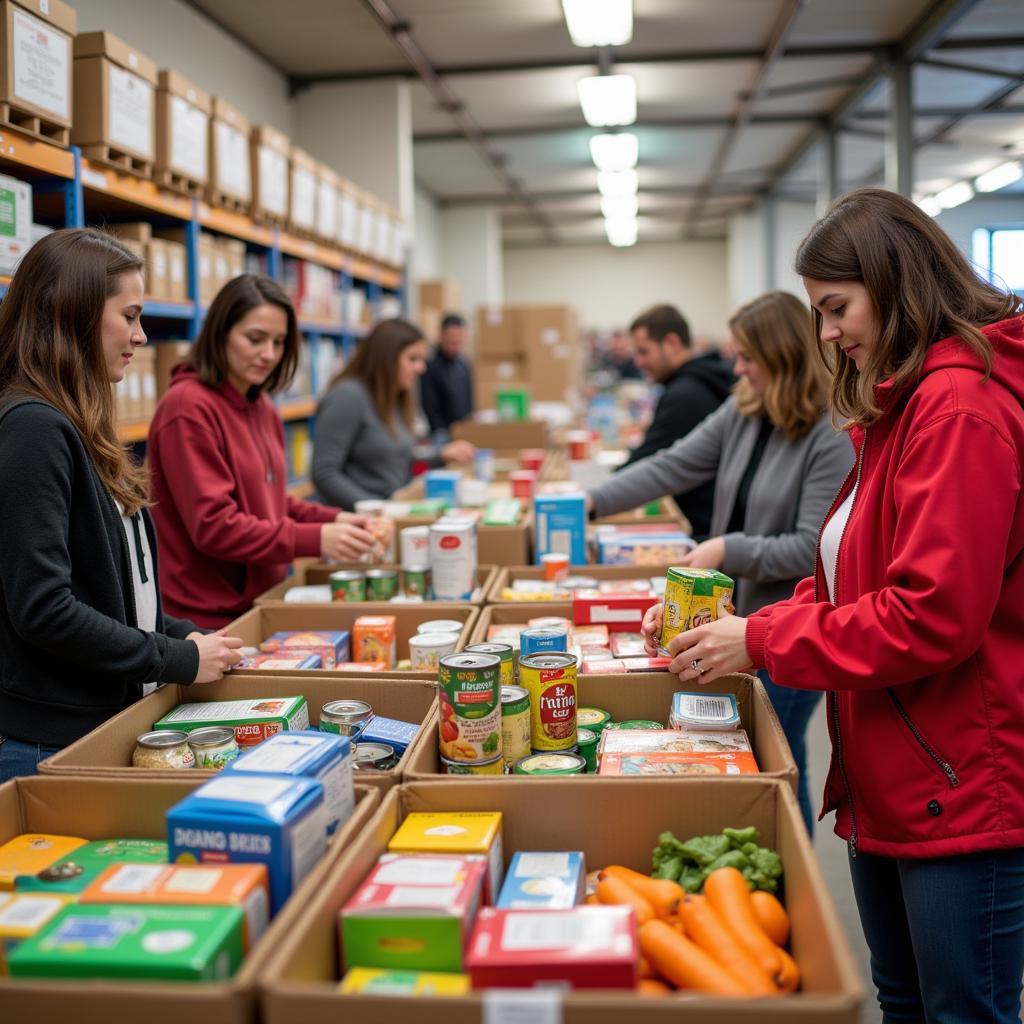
[418,619,464,637]
[499,684,532,770]
[320,699,374,740]
[400,525,431,569]
[659,567,735,656]
[515,752,586,776]
[186,726,239,770]
[464,642,514,687]
[519,652,578,752]
[330,570,366,602]
[541,552,570,582]
[577,706,613,734]
[510,470,536,500]
[567,430,591,461]
[576,727,599,773]
[437,652,502,763]
[409,631,460,671]
[402,565,432,599]
[520,626,568,658]
[365,568,399,602]
[441,754,504,776]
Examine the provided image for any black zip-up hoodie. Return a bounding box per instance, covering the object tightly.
[0,398,200,747]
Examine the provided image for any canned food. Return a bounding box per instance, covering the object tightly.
[400,525,430,569]
[607,719,664,730]
[659,567,735,656]
[320,699,374,739]
[519,449,545,473]
[567,430,591,461]
[418,619,464,637]
[541,552,570,582]
[132,731,195,769]
[577,727,599,773]
[365,569,400,601]
[528,616,573,631]
[577,707,613,733]
[402,565,432,599]
[429,520,477,601]
[499,684,532,769]
[409,631,460,671]
[515,752,586,776]
[353,742,398,771]
[520,626,568,658]
[438,652,502,764]
[186,726,239,770]
[510,470,537,500]
[520,652,578,752]
[465,642,514,686]
[330,570,366,602]
[441,754,504,775]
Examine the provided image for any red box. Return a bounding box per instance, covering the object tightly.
[572,590,658,629]
[465,906,637,989]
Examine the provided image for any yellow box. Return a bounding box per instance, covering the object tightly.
[0,835,86,890]
[339,967,470,996]
[387,812,503,902]
[0,892,74,973]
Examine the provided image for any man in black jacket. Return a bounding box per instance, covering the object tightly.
[619,304,734,539]
[420,313,474,443]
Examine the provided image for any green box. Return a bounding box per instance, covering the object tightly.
[342,912,466,974]
[482,499,521,527]
[409,498,451,516]
[9,903,245,981]
[495,389,530,422]
[15,839,168,895]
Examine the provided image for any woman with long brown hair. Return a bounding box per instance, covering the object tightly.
[659,189,1024,1020]
[312,317,474,509]
[148,274,376,628]
[0,228,242,781]
[586,290,853,832]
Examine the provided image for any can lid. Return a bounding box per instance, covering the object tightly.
[353,742,395,765]
[322,699,373,720]
[515,752,586,774]
[439,652,501,671]
[466,642,513,657]
[186,726,236,747]
[137,730,190,748]
[409,632,459,648]
[330,570,366,581]
[418,620,464,634]
[576,728,598,745]
[404,564,431,573]
[500,684,530,704]
[365,569,399,579]
[519,652,577,669]
[520,627,567,639]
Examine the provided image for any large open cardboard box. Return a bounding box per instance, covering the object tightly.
[450,419,548,455]
[0,774,379,1024]
[224,603,478,680]
[593,495,689,529]
[38,675,439,793]
[485,564,677,603]
[259,779,862,1023]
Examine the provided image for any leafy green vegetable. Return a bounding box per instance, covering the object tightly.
[723,826,759,847]
[679,834,730,867]
[650,825,783,894]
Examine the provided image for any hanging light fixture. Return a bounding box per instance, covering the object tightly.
[578,74,637,127]
[975,160,1023,193]
[600,194,639,220]
[589,132,638,171]
[605,218,638,247]
[934,181,974,209]
[561,0,633,48]
[597,169,638,198]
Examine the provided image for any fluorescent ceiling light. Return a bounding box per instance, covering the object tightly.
[601,194,639,220]
[935,181,974,210]
[589,132,638,171]
[917,196,942,217]
[562,0,633,47]
[605,219,638,247]
[578,74,637,127]
[597,169,638,198]
[975,160,1023,193]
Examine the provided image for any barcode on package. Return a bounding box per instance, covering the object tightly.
[691,697,731,720]
[673,692,739,727]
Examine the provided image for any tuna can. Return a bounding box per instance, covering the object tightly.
[577,707,613,734]
[441,754,504,776]
[437,652,502,763]
[499,684,532,770]
[465,642,515,687]
[519,652,578,752]
[607,719,664,731]
[577,728,599,773]
[515,752,586,776]
[353,742,398,771]
[330,570,366,602]
[365,568,399,602]
[418,619,465,637]
[429,519,477,601]
[402,565,432,599]
[409,631,460,671]
[186,726,239,770]
[320,699,374,740]
[520,626,568,658]
[400,525,431,569]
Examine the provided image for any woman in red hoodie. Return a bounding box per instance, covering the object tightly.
[643,189,1024,1020]
[148,274,376,627]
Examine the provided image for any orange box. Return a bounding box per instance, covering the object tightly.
[79,862,271,949]
[351,616,396,669]
[598,751,760,777]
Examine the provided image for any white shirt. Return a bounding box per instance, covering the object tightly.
[820,485,857,603]
[117,503,160,695]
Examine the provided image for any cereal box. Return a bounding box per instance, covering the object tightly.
[154,696,310,747]
[259,630,350,669]
[0,836,86,890]
[533,493,587,565]
[352,615,397,668]
[659,567,735,656]
[496,851,585,910]
[339,967,470,996]
[598,751,759,776]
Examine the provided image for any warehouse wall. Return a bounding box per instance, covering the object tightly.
[935,194,1024,255]
[412,186,444,292]
[69,0,294,131]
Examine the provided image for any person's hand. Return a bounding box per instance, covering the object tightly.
[666,615,753,684]
[641,601,664,657]
[677,536,726,570]
[335,512,370,527]
[320,521,377,561]
[442,440,476,464]
[191,630,244,683]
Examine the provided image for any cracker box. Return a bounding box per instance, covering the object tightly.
[387,812,503,903]
[340,853,486,973]
[496,851,585,910]
[598,751,759,776]
[260,630,350,669]
[238,652,322,671]
[0,835,86,890]
[610,633,648,658]
[598,729,752,756]
[79,863,270,950]
[154,696,310,748]
[620,656,671,672]
[0,893,74,971]
[359,716,420,756]
[533,493,587,566]
[352,616,397,668]
[8,903,244,981]
[15,839,167,895]
[167,773,327,913]
[465,906,637,989]
[226,730,354,836]
[573,589,658,630]
[670,691,741,731]
[339,966,470,996]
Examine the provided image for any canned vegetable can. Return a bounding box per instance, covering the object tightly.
[365,569,399,601]
[353,742,398,771]
[441,755,504,775]
[515,752,586,776]
[437,652,502,763]
[409,632,459,671]
[186,726,239,770]
[659,567,735,655]
[577,707,613,733]
[321,699,374,739]
[418,619,464,637]
[499,684,531,770]
[330,570,366,602]
[576,727,599,773]
[402,565,432,599]
[607,719,664,730]
[465,642,514,687]
[519,652,578,752]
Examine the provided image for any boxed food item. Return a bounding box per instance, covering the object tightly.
[340,853,486,973]
[237,652,322,671]
[483,499,522,527]
[533,493,587,565]
[0,173,32,275]
[15,838,168,894]
[359,717,419,756]
[465,906,636,989]
[594,529,695,566]
[424,469,460,503]
[352,616,397,668]
[619,656,671,672]
[572,589,658,630]
[259,630,350,670]
[609,633,648,657]
[599,751,759,776]
[0,893,74,970]
[155,69,210,186]
[154,696,310,747]
[670,691,741,731]
[251,123,290,223]
[339,966,470,996]
[79,862,270,949]
[0,835,85,889]
[167,773,328,913]
[496,851,585,910]
[332,661,389,673]
[8,903,245,980]
[598,728,752,756]
[388,812,503,903]
[209,95,251,204]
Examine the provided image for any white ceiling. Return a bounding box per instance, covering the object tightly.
[190,0,1024,245]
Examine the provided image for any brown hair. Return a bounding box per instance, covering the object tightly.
[795,188,1022,425]
[629,304,691,349]
[731,291,830,440]
[332,318,423,434]
[191,274,300,396]
[0,228,149,515]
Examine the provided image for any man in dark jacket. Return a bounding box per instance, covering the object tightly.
[619,304,734,539]
[420,313,474,442]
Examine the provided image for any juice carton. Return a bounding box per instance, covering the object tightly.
[154,696,310,748]
[533,493,587,566]
[352,615,397,668]
[496,851,586,910]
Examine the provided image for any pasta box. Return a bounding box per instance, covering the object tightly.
[260,631,350,669]
[15,839,167,894]
[154,696,310,748]
[495,851,585,910]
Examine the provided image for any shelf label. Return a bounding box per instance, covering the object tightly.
[108,65,153,160]
[12,8,69,121]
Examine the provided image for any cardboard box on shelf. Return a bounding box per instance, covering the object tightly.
[0,0,76,131]
[154,340,192,396]
[144,237,169,299]
[289,146,318,234]
[71,31,157,164]
[474,305,520,357]
[133,346,157,418]
[208,95,251,205]
[335,175,360,250]
[155,68,210,187]
[419,279,461,314]
[251,123,290,224]
[164,239,187,301]
[0,171,31,274]
[259,778,863,1023]
[112,221,151,243]
[315,163,338,243]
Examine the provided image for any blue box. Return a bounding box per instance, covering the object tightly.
[167,773,327,913]
[533,493,587,565]
[226,731,354,836]
[424,470,461,503]
[496,851,586,910]
[359,716,420,756]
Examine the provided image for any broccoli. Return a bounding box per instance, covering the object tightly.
[723,826,759,848]
[649,826,783,894]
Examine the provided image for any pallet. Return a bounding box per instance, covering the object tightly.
[153,167,206,198]
[80,144,152,179]
[0,102,69,147]
[251,207,289,230]
[207,188,250,216]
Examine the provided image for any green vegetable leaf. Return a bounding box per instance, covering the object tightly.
[723,826,759,849]
[680,864,704,893]
[702,849,751,879]
[749,847,783,880]
[679,835,731,867]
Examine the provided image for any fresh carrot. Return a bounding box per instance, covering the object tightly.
[600,865,684,919]
[596,874,655,925]
[774,948,800,993]
[637,953,656,979]
[750,890,791,947]
[637,977,672,997]
[638,919,749,997]
[704,867,783,977]
[679,894,779,996]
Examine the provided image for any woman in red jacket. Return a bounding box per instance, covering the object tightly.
[149,274,376,627]
[645,189,1024,1020]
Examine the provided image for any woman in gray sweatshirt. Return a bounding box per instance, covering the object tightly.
[312,319,474,509]
[587,291,853,832]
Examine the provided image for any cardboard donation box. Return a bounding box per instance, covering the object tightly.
[475,305,520,357]
[487,563,676,603]
[251,123,290,224]
[289,146,318,234]
[258,779,863,1023]
[209,95,251,206]
[155,68,210,189]
[0,0,76,136]
[0,774,379,1024]
[71,31,157,167]
[155,340,191,396]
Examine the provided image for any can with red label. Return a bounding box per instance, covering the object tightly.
[429,519,477,601]
[567,430,591,461]
[519,449,545,473]
[519,652,578,752]
[510,470,537,500]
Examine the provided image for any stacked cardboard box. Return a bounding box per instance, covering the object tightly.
[154,69,210,192]
[418,278,461,344]
[114,346,157,423]
[208,96,251,209]
[289,146,318,236]
[154,340,192,397]
[250,123,290,225]
[111,223,186,303]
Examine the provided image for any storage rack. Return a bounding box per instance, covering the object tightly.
[0,124,406,498]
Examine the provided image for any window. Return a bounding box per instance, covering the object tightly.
[972,228,1024,292]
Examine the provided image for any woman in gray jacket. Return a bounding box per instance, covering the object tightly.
[587,291,853,832]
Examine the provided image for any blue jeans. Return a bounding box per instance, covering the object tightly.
[849,847,1024,1023]
[757,669,822,835]
[0,734,60,783]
